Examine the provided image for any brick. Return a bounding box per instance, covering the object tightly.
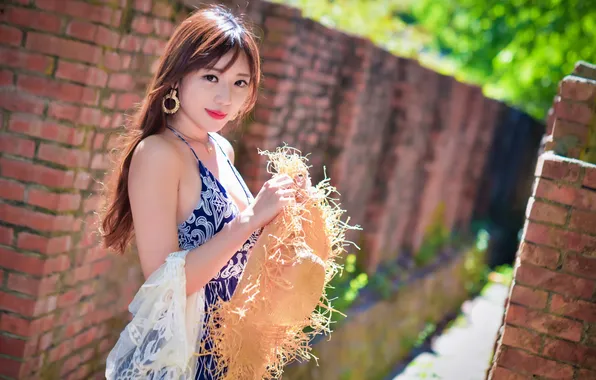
[0,89,45,115]
[36,0,113,25]
[74,171,91,190]
[32,295,57,316]
[26,32,102,64]
[92,133,105,150]
[64,319,85,338]
[534,178,596,210]
[0,157,75,188]
[0,133,36,158]
[57,289,81,308]
[536,154,582,183]
[516,263,595,299]
[0,335,26,357]
[550,294,596,323]
[543,337,596,369]
[83,195,100,213]
[0,357,22,378]
[499,346,574,378]
[95,26,120,49]
[563,253,596,280]
[73,326,97,350]
[0,291,36,316]
[4,7,62,33]
[490,367,528,380]
[0,25,23,46]
[551,120,590,149]
[116,93,142,111]
[17,74,98,106]
[37,143,90,168]
[118,35,143,52]
[56,61,108,88]
[142,37,166,55]
[0,314,31,337]
[518,242,559,269]
[79,107,102,126]
[47,102,80,123]
[101,51,122,71]
[153,19,174,38]
[0,178,26,202]
[9,114,85,145]
[47,340,72,362]
[0,203,74,232]
[560,76,596,102]
[0,69,14,86]
[111,9,123,28]
[45,254,70,273]
[585,166,596,190]
[524,222,596,256]
[28,189,81,212]
[7,272,41,296]
[265,17,296,34]
[510,285,548,309]
[132,15,153,34]
[91,259,111,277]
[0,225,14,245]
[554,98,593,125]
[578,369,596,380]
[152,1,173,18]
[134,0,151,12]
[506,304,583,341]
[66,20,98,42]
[501,325,542,353]
[17,232,72,255]
[570,209,596,235]
[0,246,44,275]
[108,73,134,91]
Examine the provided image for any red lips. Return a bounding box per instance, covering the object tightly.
[205,108,227,120]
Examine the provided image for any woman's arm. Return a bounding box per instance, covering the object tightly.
[128,135,294,296]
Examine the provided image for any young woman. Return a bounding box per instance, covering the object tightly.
[101,6,296,379]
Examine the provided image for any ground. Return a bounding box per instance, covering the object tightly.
[386,282,509,380]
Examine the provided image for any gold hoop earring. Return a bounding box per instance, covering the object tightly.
[162,88,180,114]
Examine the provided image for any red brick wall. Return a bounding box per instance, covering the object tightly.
[0,0,521,378]
[488,65,596,379]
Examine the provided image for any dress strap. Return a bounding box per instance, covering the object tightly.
[210,136,253,202]
[166,125,201,163]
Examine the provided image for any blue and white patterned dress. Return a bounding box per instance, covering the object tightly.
[168,126,261,379]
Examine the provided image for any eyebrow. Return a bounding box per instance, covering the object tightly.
[209,67,250,78]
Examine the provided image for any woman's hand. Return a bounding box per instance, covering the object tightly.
[244,174,296,229]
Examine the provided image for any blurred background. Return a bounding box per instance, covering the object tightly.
[0,0,595,379]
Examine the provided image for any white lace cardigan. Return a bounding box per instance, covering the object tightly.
[105,250,206,379]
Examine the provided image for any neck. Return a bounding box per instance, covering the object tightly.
[167,109,209,143]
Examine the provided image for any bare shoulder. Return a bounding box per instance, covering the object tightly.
[211,133,235,164]
[130,134,182,179]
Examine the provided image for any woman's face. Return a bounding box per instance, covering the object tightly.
[177,50,252,133]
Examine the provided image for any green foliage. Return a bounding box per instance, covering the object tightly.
[415,202,450,267]
[462,229,491,294]
[405,0,596,119]
[271,0,596,119]
[324,253,368,322]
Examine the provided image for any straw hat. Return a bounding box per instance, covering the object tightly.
[201,147,355,379]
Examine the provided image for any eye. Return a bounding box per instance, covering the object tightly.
[235,79,249,88]
[203,74,218,83]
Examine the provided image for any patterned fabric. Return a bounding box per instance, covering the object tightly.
[167,127,261,379]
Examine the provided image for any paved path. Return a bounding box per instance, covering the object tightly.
[387,283,509,380]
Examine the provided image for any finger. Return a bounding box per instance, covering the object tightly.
[271,174,292,183]
[277,188,296,196]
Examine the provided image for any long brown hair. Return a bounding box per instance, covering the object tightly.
[100,5,261,254]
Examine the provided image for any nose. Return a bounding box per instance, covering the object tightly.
[214,84,232,107]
